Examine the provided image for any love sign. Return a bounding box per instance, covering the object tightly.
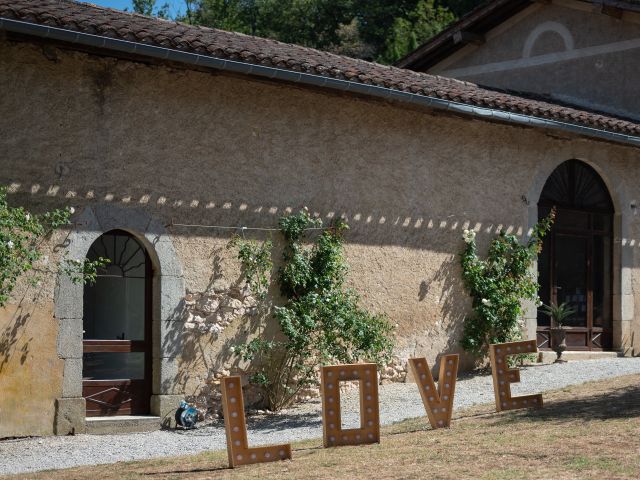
[219,341,542,468]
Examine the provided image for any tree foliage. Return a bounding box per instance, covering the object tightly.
[378,1,456,64]
[133,0,483,63]
[131,0,170,19]
[189,0,354,51]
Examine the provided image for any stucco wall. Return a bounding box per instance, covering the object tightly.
[431,1,640,121]
[0,37,639,436]
[0,304,63,438]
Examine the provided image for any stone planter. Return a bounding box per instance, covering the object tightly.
[550,327,568,363]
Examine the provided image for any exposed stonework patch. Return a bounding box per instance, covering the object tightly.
[176,280,263,420]
[380,357,408,384]
[182,282,257,337]
[183,365,266,421]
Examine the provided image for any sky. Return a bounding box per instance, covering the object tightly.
[89,1,188,18]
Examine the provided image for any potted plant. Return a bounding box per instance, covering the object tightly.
[540,302,576,363]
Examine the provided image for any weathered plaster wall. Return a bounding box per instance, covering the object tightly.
[431,1,640,121]
[0,37,638,435]
[0,304,63,438]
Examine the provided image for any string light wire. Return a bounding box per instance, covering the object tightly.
[167,221,325,232]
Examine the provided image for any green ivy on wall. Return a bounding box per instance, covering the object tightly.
[230,209,394,411]
[227,235,273,300]
[459,209,555,359]
[0,186,108,308]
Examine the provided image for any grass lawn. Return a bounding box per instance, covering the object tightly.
[7,373,640,480]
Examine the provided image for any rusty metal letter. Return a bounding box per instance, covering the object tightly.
[321,363,380,447]
[221,376,292,468]
[408,354,458,428]
[489,340,543,412]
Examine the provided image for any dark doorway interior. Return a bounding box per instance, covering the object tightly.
[537,160,614,351]
[82,230,152,416]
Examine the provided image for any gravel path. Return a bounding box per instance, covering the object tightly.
[2,357,640,476]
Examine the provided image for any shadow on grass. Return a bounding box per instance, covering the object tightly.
[142,465,230,476]
[245,411,322,433]
[497,383,640,424]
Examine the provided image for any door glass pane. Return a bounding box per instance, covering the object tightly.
[593,235,611,328]
[537,235,551,327]
[83,232,147,341]
[84,275,146,340]
[555,209,589,230]
[592,214,609,232]
[555,234,587,327]
[83,352,145,380]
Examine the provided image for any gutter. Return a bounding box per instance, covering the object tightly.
[2,17,639,148]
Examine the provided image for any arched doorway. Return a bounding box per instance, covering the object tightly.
[82,230,153,416]
[537,160,614,351]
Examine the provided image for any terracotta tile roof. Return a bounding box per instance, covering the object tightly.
[1,0,639,140]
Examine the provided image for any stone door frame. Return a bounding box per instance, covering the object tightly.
[53,205,185,434]
[524,154,632,355]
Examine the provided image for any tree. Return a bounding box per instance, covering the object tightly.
[131,0,170,19]
[185,0,254,33]
[327,18,375,60]
[132,0,155,16]
[136,0,483,64]
[438,0,484,17]
[378,0,456,64]
[188,0,353,49]
[351,0,425,61]
[184,0,456,62]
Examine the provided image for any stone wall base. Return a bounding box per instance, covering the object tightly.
[151,394,183,428]
[54,397,86,435]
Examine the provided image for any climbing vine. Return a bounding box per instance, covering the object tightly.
[227,235,273,300]
[231,209,394,411]
[0,187,108,307]
[459,209,555,358]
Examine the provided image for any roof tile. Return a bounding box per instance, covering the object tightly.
[1,0,639,139]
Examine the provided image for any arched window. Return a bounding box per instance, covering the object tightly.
[82,230,152,416]
[537,160,613,351]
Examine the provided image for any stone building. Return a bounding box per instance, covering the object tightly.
[396,0,640,356]
[0,0,638,437]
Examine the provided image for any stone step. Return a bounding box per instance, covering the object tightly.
[537,350,620,364]
[85,415,162,435]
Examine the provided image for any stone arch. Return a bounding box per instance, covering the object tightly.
[524,158,631,354]
[527,158,624,216]
[522,21,574,58]
[53,204,185,434]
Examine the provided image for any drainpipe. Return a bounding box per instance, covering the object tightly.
[1,17,639,148]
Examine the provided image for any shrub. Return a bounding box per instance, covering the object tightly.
[0,187,107,308]
[459,209,555,358]
[230,209,394,410]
